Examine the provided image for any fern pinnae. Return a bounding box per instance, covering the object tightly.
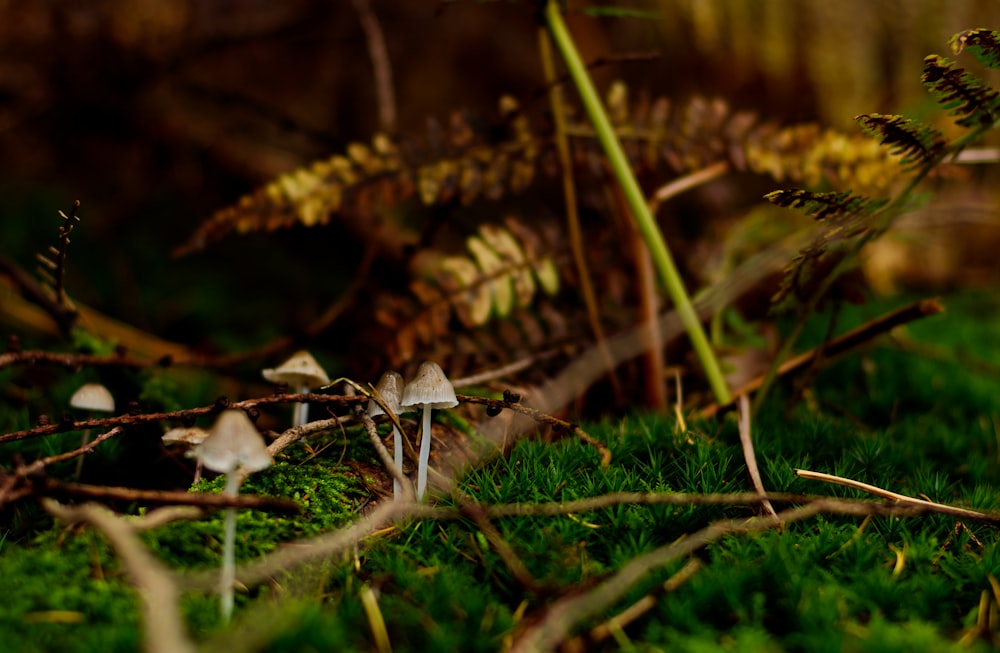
[950,28,1000,69]
[855,114,946,168]
[921,54,1000,128]
[764,189,888,223]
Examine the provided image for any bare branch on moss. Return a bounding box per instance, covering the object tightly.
[43,499,196,653]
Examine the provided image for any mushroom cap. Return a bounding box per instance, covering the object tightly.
[401,361,458,410]
[194,410,273,474]
[262,350,330,388]
[69,383,115,413]
[368,370,412,417]
[161,426,210,446]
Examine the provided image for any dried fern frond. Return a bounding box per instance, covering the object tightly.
[921,54,1000,128]
[764,190,888,222]
[179,85,912,255]
[855,114,946,169]
[950,28,1000,69]
[36,201,81,310]
[374,217,562,366]
[175,97,537,256]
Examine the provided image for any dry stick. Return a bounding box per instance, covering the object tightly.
[0,393,366,444]
[180,490,1000,594]
[35,478,300,514]
[361,412,413,502]
[647,161,730,216]
[43,499,196,653]
[125,506,206,531]
[794,468,996,522]
[699,298,944,419]
[179,499,426,592]
[581,558,702,647]
[0,253,78,334]
[450,352,559,388]
[629,160,732,410]
[20,427,124,475]
[350,0,396,134]
[457,394,612,468]
[506,499,897,653]
[538,26,624,405]
[0,349,150,371]
[610,178,668,410]
[461,501,547,596]
[2,243,378,371]
[736,395,777,518]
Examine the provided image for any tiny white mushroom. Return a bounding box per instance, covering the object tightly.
[400,362,458,501]
[69,382,115,480]
[193,409,273,623]
[262,350,330,428]
[162,426,210,483]
[368,371,411,501]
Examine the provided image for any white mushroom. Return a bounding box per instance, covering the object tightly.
[262,350,330,427]
[368,371,411,501]
[69,382,115,480]
[400,362,458,501]
[161,426,210,483]
[193,409,273,623]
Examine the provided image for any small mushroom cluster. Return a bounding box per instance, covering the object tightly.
[368,361,458,502]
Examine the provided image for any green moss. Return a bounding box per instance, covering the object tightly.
[144,461,368,568]
[1,292,1000,651]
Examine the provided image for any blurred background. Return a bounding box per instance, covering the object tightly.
[1,0,998,362]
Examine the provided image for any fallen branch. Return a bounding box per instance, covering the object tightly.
[736,395,777,518]
[43,499,195,653]
[795,467,993,522]
[700,298,944,419]
[179,489,1000,593]
[33,477,300,514]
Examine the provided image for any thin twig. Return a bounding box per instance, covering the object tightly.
[737,395,777,518]
[350,0,396,133]
[0,393,365,444]
[647,161,729,215]
[699,298,944,419]
[461,500,547,596]
[20,427,124,474]
[43,499,196,653]
[581,558,702,646]
[180,489,1000,593]
[538,25,624,404]
[33,477,300,514]
[795,468,995,522]
[361,412,414,502]
[458,394,612,467]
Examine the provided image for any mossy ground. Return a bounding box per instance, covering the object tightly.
[1,292,999,652]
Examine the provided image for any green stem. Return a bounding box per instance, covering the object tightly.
[543,0,731,405]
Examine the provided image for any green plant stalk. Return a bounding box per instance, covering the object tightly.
[544,0,731,406]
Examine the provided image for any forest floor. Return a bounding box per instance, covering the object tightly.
[2,290,1000,652]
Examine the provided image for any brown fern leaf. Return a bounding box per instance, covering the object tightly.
[376,217,563,368]
[567,88,903,195]
[175,97,539,256]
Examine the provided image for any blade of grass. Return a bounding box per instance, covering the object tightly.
[543,0,731,405]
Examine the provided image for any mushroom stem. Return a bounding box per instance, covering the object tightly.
[392,425,403,501]
[293,384,309,427]
[416,406,432,501]
[73,426,92,481]
[220,472,239,622]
